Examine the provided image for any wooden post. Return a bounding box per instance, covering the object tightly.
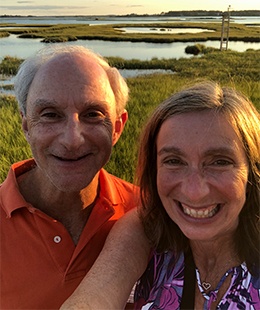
[220,5,231,51]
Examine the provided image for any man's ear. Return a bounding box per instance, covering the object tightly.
[112,110,128,146]
[21,112,30,143]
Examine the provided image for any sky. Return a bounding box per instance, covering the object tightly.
[0,0,259,16]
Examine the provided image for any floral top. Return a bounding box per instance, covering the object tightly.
[134,250,260,310]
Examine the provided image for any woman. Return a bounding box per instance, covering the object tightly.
[134,81,260,309]
[61,81,260,309]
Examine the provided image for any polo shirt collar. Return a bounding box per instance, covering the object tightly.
[0,159,36,218]
[0,160,124,218]
[98,169,124,207]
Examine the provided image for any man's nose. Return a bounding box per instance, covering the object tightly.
[60,115,85,150]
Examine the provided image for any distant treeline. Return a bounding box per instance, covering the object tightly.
[123,10,260,17]
[161,10,260,17]
[1,10,260,19]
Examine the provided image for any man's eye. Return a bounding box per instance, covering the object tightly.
[88,112,102,117]
[85,111,105,119]
[41,112,59,118]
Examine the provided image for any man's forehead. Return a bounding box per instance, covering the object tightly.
[33,54,107,86]
[44,52,102,71]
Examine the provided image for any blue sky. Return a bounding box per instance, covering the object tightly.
[0,0,259,16]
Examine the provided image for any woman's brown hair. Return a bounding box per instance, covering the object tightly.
[136,81,260,275]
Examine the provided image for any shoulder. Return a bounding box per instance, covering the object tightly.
[0,159,36,216]
[221,263,260,308]
[103,170,138,190]
[1,159,35,185]
[136,250,184,290]
[134,251,184,308]
[240,263,260,289]
[144,250,184,280]
[100,169,139,207]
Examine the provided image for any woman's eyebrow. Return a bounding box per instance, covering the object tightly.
[157,146,237,157]
[157,146,184,156]
[203,146,238,157]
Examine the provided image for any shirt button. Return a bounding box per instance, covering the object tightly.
[54,236,62,243]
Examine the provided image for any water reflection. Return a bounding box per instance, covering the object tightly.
[0,69,175,96]
[0,76,15,96]
[0,16,259,25]
[117,27,215,34]
[0,34,259,61]
[119,69,174,78]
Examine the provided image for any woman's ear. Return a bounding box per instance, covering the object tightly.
[112,110,128,146]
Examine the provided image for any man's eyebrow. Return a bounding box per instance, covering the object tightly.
[32,99,112,114]
[34,99,57,108]
[84,101,109,108]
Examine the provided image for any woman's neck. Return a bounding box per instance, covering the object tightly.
[190,236,241,292]
[190,237,241,310]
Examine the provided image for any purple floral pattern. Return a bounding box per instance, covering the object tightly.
[134,251,260,310]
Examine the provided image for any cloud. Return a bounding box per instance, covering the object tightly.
[0,5,89,11]
[108,4,144,8]
[127,5,144,8]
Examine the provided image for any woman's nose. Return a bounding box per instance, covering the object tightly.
[181,168,210,203]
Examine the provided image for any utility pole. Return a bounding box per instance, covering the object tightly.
[220,5,231,51]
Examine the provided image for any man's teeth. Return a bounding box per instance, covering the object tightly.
[58,155,85,161]
[182,205,219,218]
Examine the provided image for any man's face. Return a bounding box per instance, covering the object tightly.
[22,53,125,192]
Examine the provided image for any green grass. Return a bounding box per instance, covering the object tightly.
[0,21,259,43]
[0,56,23,75]
[0,50,259,183]
[0,95,32,181]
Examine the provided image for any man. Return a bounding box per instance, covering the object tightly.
[0,46,138,309]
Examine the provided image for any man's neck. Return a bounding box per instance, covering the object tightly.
[17,166,100,244]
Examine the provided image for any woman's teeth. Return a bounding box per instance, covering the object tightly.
[182,204,219,218]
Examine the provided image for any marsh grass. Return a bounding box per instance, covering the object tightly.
[0,56,23,75]
[0,22,259,43]
[1,49,259,83]
[0,95,32,181]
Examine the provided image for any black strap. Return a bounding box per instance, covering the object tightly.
[180,249,196,310]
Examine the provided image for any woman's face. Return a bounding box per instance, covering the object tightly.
[156,110,249,243]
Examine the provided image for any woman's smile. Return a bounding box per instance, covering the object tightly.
[179,202,220,219]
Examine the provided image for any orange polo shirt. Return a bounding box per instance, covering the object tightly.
[0,159,139,309]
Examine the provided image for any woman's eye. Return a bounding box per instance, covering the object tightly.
[164,158,183,166]
[212,159,233,166]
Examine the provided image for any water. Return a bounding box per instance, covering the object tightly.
[0,15,259,61]
[0,34,258,61]
[0,15,259,93]
[117,27,215,34]
[0,15,259,25]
